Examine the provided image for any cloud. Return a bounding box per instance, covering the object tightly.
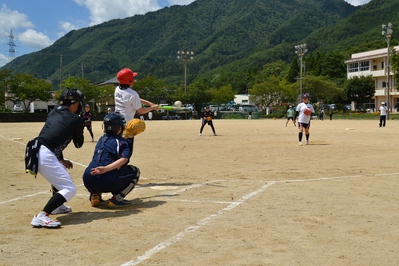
[57,21,79,38]
[0,4,34,31]
[18,29,53,50]
[0,53,8,66]
[345,0,371,6]
[73,0,162,26]
[168,0,195,5]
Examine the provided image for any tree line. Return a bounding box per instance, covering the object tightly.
[0,47,389,114]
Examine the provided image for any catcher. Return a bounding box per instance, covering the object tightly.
[82,112,143,207]
[199,106,217,136]
[294,94,315,145]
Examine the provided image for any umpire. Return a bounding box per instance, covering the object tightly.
[25,89,85,228]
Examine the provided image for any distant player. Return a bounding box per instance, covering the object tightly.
[379,102,387,127]
[81,104,95,142]
[199,106,217,136]
[285,105,296,127]
[294,94,314,145]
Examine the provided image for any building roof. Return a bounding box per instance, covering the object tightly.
[345,45,399,64]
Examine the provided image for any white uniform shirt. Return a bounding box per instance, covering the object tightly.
[380,105,387,116]
[296,102,315,124]
[114,86,141,121]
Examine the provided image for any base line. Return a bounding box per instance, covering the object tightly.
[120,181,276,266]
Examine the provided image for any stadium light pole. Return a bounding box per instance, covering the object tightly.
[177,51,194,93]
[295,43,308,99]
[382,23,393,119]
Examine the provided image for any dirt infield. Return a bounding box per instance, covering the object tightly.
[1,118,399,265]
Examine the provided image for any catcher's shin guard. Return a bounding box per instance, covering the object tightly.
[115,165,140,200]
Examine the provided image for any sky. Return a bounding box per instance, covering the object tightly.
[0,0,371,68]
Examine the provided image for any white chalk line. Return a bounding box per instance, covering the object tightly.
[121,172,399,265]
[4,134,399,265]
[120,181,276,266]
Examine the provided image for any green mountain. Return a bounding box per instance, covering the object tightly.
[2,0,379,88]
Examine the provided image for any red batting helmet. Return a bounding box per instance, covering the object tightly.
[117,68,138,86]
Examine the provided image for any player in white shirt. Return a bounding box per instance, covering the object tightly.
[379,102,387,127]
[114,68,159,121]
[114,68,159,154]
[294,94,315,145]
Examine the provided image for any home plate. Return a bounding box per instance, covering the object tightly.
[150,186,179,190]
[12,138,23,141]
[345,128,354,130]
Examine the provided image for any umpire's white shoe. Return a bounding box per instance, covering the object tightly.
[51,204,71,214]
[31,213,61,228]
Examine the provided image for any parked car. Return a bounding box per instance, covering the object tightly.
[12,104,23,112]
[209,105,219,112]
[239,105,258,112]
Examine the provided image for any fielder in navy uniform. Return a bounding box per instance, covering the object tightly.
[83,112,140,207]
[80,103,95,142]
[199,106,217,136]
[25,89,85,228]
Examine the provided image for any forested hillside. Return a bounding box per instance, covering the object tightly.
[3,0,359,89]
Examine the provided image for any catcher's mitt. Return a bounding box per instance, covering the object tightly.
[123,118,146,138]
[206,116,212,121]
[303,108,312,116]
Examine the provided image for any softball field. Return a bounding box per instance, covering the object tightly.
[1,118,399,265]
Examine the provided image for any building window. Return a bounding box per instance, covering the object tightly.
[348,63,358,72]
[359,61,370,71]
[383,82,386,88]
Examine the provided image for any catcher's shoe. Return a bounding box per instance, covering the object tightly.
[299,142,302,146]
[31,213,61,228]
[90,192,101,207]
[107,198,131,207]
[51,204,72,214]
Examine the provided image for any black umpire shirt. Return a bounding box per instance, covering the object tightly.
[37,105,84,153]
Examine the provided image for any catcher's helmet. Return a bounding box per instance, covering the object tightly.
[117,68,138,86]
[103,112,125,134]
[59,88,85,108]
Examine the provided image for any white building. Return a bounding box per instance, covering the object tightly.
[345,46,398,112]
[234,94,250,105]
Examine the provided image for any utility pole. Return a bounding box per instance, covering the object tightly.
[295,44,308,100]
[60,55,63,89]
[382,22,393,119]
[177,51,194,93]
